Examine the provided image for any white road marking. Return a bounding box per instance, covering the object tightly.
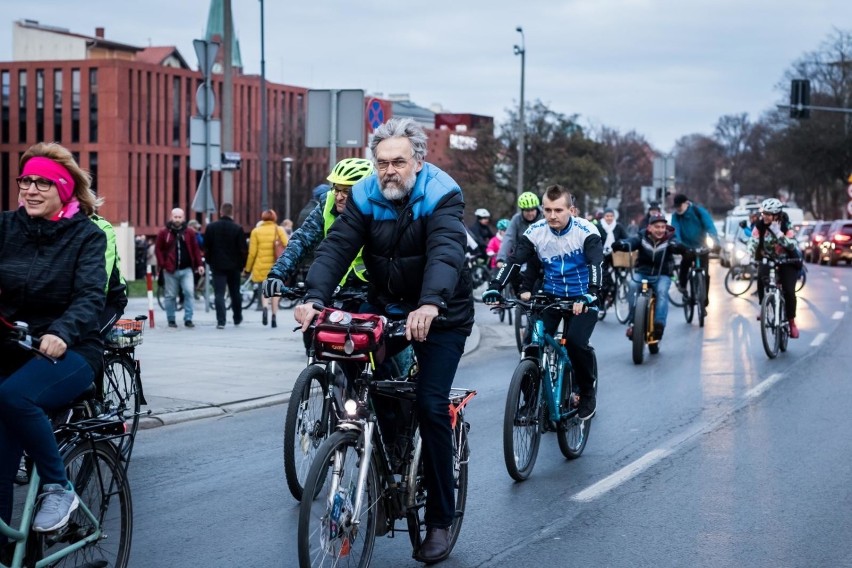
[811,333,828,347]
[842,296,849,303]
[745,373,784,400]
[840,285,848,292]
[572,449,670,502]
[832,311,844,320]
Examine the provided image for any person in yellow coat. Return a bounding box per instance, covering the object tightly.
[245,209,288,327]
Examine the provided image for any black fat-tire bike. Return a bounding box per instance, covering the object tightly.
[631,278,661,364]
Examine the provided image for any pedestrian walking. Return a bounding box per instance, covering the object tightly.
[204,203,248,329]
[245,209,287,328]
[155,207,204,328]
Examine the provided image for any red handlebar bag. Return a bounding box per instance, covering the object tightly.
[313,309,385,364]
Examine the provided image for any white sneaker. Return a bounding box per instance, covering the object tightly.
[32,483,79,532]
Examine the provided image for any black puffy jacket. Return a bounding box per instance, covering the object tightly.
[0,207,107,373]
[304,163,475,334]
[614,225,684,277]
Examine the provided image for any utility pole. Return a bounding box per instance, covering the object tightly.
[514,26,526,197]
[222,0,234,205]
[259,0,268,212]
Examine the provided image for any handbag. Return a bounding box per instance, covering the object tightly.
[273,228,286,258]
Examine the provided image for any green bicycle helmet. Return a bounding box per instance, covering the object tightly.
[517,191,540,209]
[327,158,374,185]
[496,218,510,231]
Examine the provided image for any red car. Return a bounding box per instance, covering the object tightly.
[806,221,832,263]
[818,220,852,266]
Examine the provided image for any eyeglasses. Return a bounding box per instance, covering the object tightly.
[375,158,411,172]
[17,176,54,192]
[333,185,351,196]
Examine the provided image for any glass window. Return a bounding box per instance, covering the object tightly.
[35,70,44,141]
[172,77,181,146]
[53,69,62,142]
[89,152,98,193]
[71,69,80,143]
[18,70,27,143]
[1,71,9,144]
[89,68,98,142]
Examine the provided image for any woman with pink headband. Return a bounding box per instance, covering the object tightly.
[0,142,108,546]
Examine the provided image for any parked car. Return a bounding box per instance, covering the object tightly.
[818,220,852,266]
[807,221,833,263]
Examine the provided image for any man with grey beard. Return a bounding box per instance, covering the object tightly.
[292,117,474,563]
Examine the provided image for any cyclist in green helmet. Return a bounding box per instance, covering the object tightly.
[495,191,542,269]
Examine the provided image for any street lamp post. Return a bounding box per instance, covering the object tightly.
[514,26,526,197]
[282,157,294,222]
[259,0,269,212]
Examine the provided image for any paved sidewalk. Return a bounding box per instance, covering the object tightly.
[126,297,480,429]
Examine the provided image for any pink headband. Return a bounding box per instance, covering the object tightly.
[21,157,76,203]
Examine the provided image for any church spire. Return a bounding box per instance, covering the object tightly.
[204,0,243,71]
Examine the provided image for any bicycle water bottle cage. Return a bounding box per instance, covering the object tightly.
[313,308,386,363]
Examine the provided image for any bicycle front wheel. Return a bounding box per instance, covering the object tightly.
[35,441,132,568]
[102,354,142,459]
[556,366,592,459]
[632,294,649,365]
[614,276,630,324]
[778,296,789,353]
[695,272,707,328]
[241,276,257,309]
[514,307,529,353]
[668,273,685,307]
[724,265,753,297]
[683,273,695,324]
[298,430,378,568]
[760,292,781,359]
[503,359,542,481]
[283,364,334,501]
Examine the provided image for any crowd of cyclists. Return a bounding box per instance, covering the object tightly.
[0,121,815,567]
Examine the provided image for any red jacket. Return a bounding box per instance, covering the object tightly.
[155,223,203,273]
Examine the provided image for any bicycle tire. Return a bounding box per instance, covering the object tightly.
[695,272,706,328]
[283,364,334,501]
[407,423,469,561]
[298,430,378,567]
[556,365,591,459]
[632,294,648,365]
[779,296,789,353]
[471,266,490,303]
[760,292,780,359]
[156,285,184,312]
[668,273,685,307]
[102,354,142,459]
[796,267,807,292]
[724,265,754,297]
[503,359,542,481]
[683,272,695,324]
[34,440,132,568]
[614,276,630,324]
[241,276,257,310]
[514,307,528,353]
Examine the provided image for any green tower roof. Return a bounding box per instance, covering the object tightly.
[205,0,243,69]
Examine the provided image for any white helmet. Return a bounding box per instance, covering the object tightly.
[474,208,491,218]
[760,198,783,215]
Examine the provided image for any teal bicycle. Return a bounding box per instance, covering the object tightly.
[1,319,133,568]
[494,294,597,482]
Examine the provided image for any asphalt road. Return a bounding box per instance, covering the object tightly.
[125,262,852,567]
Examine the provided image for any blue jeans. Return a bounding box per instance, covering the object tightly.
[627,274,671,326]
[0,351,94,536]
[164,267,195,323]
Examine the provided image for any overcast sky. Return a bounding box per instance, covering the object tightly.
[3,0,851,152]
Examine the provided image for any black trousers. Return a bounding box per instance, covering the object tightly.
[212,269,243,326]
[757,263,799,319]
[678,250,711,305]
[537,308,598,396]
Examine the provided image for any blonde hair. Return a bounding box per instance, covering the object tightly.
[20,142,102,216]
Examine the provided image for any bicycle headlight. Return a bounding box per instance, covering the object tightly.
[705,235,715,248]
[725,242,734,251]
[344,399,358,416]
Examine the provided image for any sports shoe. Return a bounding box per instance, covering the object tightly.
[184,320,195,328]
[419,527,451,563]
[653,324,665,341]
[789,318,799,339]
[577,393,596,421]
[168,320,178,328]
[625,325,633,340]
[33,483,79,532]
[216,324,225,329]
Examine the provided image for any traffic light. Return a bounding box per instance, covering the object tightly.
[790,79,811,119]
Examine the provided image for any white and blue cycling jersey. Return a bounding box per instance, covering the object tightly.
[511,216,604,298]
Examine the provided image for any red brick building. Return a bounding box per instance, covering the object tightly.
[1,20,354,235]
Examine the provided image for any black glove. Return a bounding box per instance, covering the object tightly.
[262,276,287,298]
[481,289,503,305]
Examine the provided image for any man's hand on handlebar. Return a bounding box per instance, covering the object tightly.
[406,304,439,342]
[482,289,503,305]
[294,302,322,333]
[39,333,67,359]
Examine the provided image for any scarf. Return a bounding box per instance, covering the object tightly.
[600,218,617,253]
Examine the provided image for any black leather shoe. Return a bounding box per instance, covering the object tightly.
[419,527,451,564]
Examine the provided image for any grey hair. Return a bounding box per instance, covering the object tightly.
[369,117,428,161]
